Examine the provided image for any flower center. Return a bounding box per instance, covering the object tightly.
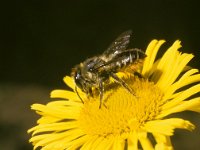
[78,77,163,137]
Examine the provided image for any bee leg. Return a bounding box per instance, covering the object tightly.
[134,72,144,78]
[110,73,135,95]
[75,86,84,104]
[88,87,93,97]
[99,79,104,109]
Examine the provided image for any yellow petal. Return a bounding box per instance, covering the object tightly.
[187,98,200,112]
[163,69,200,101]
[112,136,125,150]
[144,118,195,136]
[90,136,105,149]
[66,135,90,150]
[95,137,114,150]
[156,49,194,91]
[161,84,200,112]
[50,90,80,102]
[28,121,77,135]
[179,69,199,80]
[155,143,173,150]
[63,76,75,89]
[138,132,154,150]
[151,40,181,83]
[37,116,63,124]
[153,133,172,147]
[32,129,84,150]
[127,132,138,150]
[158,53,194,91]
[81,136,99,150]
[46,100,82,108]
[31,104,80,119]
[142,40,165,77]
[157,98,200,118]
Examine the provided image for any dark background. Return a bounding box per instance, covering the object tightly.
[1,0,200,149]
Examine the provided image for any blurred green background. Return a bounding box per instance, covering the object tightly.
[1,0,200,149]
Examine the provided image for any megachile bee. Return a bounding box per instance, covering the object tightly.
[71,30,146,108]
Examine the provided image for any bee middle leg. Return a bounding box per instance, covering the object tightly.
[110,73,135,95]
[88,87,93,97]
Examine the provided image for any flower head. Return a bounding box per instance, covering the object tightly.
[28,40,200,150]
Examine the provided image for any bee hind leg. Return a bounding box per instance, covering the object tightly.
[99,79,104,109]
[133,72,144,78]
[110,73,135,95]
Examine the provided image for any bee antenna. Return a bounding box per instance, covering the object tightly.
[75,86,84,104]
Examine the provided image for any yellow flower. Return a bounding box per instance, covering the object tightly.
[28,40,200,150]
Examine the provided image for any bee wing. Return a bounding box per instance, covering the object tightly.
[103,30,132,58]
[91,30,133,72]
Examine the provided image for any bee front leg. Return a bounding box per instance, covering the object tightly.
[75,86,84,104]
[110,73,135,95]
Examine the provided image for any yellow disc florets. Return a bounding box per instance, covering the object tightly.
[78,77,163,138]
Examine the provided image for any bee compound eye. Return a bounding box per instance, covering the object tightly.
[74,72,83,89]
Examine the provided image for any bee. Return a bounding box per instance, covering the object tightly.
[71,30,146,108]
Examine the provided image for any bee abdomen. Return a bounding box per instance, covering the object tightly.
[106,48,146,72]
